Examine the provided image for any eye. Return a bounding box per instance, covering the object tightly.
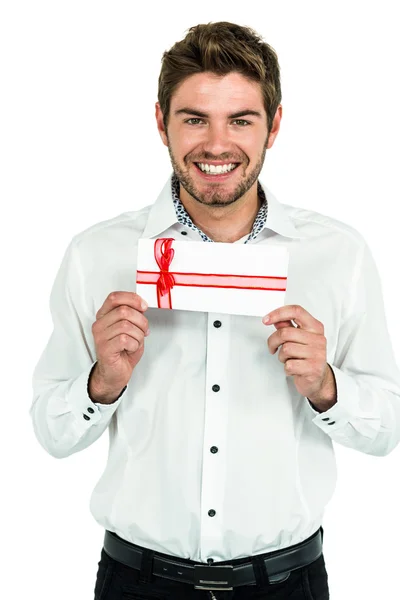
[233,119,251,126]
[185,118,204,125]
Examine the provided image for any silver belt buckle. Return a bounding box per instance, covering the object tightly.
[194,564,234,591]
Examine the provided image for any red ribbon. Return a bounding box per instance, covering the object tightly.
[136,237,287,309]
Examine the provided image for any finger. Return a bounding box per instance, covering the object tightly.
[102,305,149,334]
[284,358,315,376]
[277,342,312,363]
[263,304,323,334]
[104,321,148,345]
[96,292,148,320]
[268,328,322,354]
[107,331,143,356]
[273,320,294,329]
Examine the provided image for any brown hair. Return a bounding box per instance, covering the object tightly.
[158,22,282,134]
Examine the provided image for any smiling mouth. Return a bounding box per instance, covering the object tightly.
[194,162,241,176]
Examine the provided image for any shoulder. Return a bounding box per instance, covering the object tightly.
[70,205,152,252]
[284,202,366,249]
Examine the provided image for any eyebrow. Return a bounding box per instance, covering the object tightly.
[174,107,263,119]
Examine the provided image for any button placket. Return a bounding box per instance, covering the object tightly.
[200,314,230,561]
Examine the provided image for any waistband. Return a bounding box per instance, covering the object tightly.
[103,527,323,592]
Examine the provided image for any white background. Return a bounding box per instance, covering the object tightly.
[1,1,399,598]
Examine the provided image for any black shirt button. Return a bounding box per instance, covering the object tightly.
[328,421,336,425]
[210,446,218,454]
[87,407,94,414]
[213,320,222,328]
[208,509,216,517]
[321,417,330,421]
[83,414,90,421]
[181,231,188,235]
[212,385,220,392]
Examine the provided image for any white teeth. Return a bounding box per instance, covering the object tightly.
[197,163,237,174]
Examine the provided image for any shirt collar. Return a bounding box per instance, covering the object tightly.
[258,177,307,239]
[170,173,268,244]
[141,172,306,239]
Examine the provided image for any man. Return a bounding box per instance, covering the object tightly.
[30,21,400,600]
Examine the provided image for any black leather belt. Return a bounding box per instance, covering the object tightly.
[103,527,323,592]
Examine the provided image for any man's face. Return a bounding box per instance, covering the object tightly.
[156,71,281,207]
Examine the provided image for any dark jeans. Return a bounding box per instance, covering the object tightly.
[94,529,330,599]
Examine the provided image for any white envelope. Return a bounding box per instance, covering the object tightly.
[136,237,289,317]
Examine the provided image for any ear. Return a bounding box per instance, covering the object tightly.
[155,102,169,147]
[266,105,282,149]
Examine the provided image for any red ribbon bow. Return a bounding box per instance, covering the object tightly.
[154,238,175,307]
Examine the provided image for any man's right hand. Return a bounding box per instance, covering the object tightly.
[89,292,150,403]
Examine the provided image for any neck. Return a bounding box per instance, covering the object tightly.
[179,182,261,243]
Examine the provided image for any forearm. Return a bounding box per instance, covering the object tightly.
[307,364,337,413]
[88,362,127,404]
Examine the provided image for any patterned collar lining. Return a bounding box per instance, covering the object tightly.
[171,173,268,243]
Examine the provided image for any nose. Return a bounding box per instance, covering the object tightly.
[202,122,232,158]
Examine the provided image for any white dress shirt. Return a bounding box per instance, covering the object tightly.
[30,173,400,563]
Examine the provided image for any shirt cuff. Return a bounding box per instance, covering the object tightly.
[306,363,361,432]
[66,362,127,432]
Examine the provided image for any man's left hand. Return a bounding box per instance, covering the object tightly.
[263,304,337,410]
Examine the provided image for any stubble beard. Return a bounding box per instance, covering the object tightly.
[167,138,268,208]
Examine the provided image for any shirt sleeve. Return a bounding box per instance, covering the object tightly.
[306,238,400,456]
[29,238,127,459]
